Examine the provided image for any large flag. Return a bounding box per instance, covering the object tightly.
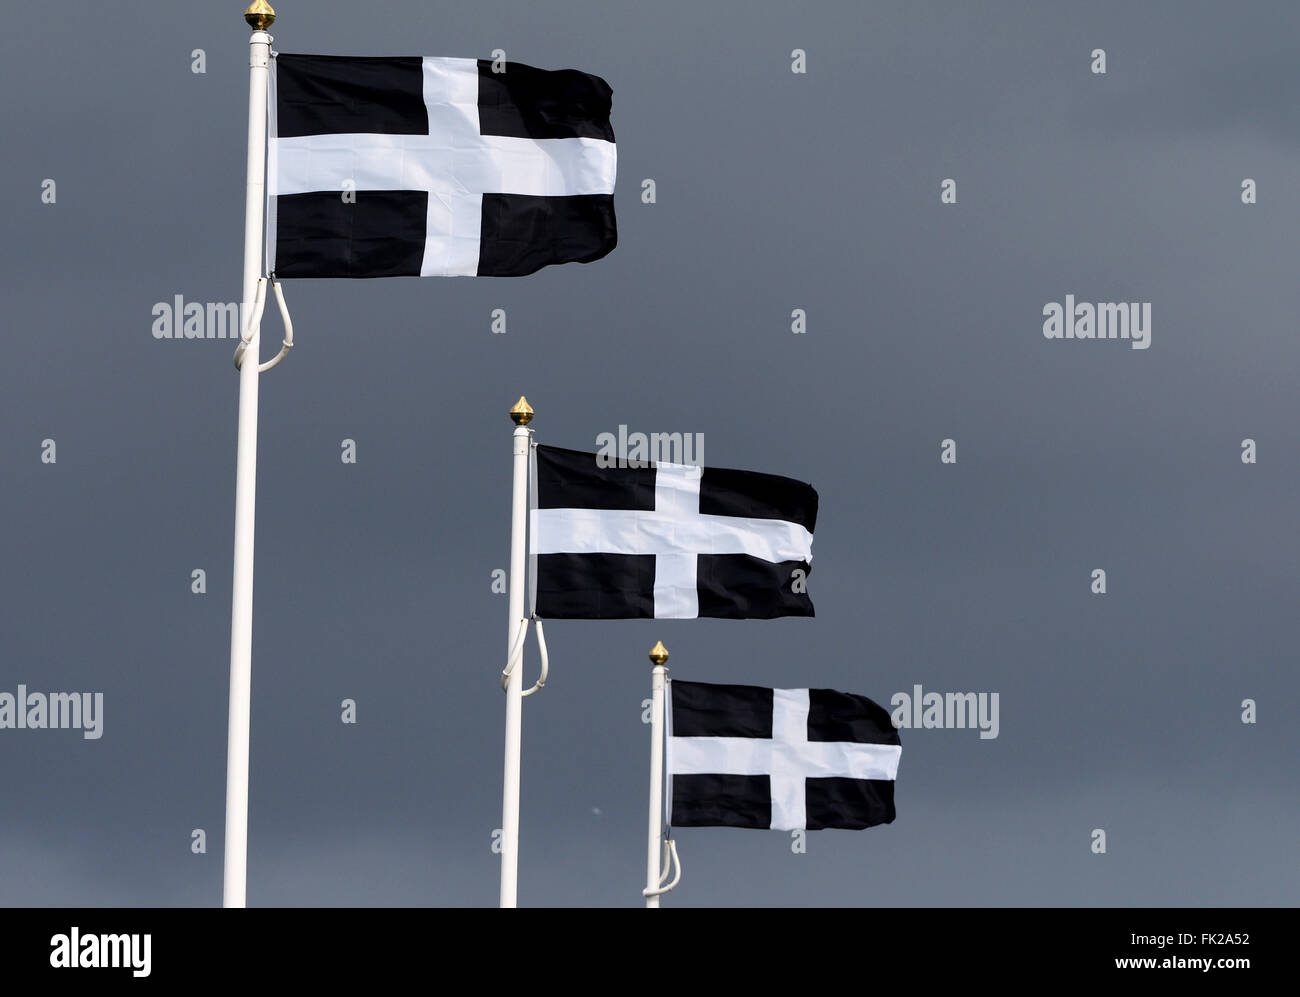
[267,55,617,277]
[530,446,817,619]
[668,681,900,830]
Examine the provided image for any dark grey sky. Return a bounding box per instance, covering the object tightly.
[2,0,1297,906]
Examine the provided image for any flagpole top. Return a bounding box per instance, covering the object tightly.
[649,641,669,666]
[244,0,276,29]
[509,396,534,426]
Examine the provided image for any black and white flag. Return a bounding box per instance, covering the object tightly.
[268,55,617,277]
[530,446,817,619]
[669,681,900,831]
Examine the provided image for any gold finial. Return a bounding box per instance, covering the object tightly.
[244,1,276,29]
[509,396,534,426]
[649,641,669,666]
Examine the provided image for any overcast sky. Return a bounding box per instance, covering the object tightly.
[1,0,1297,907]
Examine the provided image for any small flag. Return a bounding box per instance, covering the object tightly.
[530,446,817,619]
[268,55,617,277]
[668,681,900,830]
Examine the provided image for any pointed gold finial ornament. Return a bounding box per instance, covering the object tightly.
[509,396,534,426]
[244,0,276,29]
[649,641,669,666]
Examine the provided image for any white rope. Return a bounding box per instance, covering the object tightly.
[233,276,295,373]
[501,617,528,689]
[257,278,294,372]
[231,278,267,370]
[500,616,548,697]
[523,617,548,697]
[527,439,538,618]
[643,839,682,898]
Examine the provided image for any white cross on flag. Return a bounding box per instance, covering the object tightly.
[668,681,901,830]
[267,54,617,277]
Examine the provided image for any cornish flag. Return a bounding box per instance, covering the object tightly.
[668,681,901,830]
[530,446,817,619]
[267,55,617,277]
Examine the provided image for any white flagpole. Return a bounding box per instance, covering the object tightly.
[223,0,276,909]
[500,396,534,907]
[645,641,669,908]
